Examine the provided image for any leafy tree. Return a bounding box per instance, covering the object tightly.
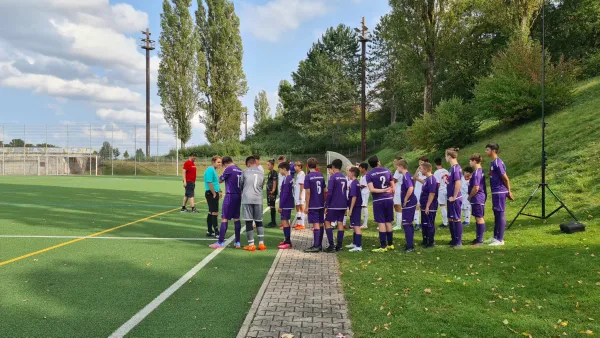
[275,101,285,118]
[196,0,248,143]
[8,139,24,147]
[112,148,120,159]
[253,90,270,127]
[158,0,198,148]
[123,150,130,159]
[99,141,112,160]
[473,39,578,123]
[135,148,145,160]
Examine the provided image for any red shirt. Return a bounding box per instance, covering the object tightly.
[183,160,197,182]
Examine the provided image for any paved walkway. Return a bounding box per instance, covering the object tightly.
[237,228,354,338]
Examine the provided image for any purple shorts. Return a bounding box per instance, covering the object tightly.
[492,192,507,212]
[373,198,394,224]
[421,210,437,228]
[448,199,462,220]
[308,209,325,224]
[350,208,362,227]
[402,205,416,225]
[280,209,292,221]
[326,209,346,223]
[471,204,485,218]
[221,194,241,220]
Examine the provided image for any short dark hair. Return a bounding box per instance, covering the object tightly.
[359,162,368,171]
[267,159,275,166]
[368,155,379,169]
[464,166,474,174]
[278,162,290,171]
[253,154,261,160]
[190,152,197,157]
[486,143,500,153]
[278,155,287,162]
[419,156,429,163]
[434,157,442,166]
[469,153,482,163]
[331,159,343,170]
[222,156,233,165]
[326,164,332,169]
[307,158,318,169]
[246,156,256,165]
[349,166,360,178]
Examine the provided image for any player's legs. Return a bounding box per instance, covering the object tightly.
[447,199,463,247]
[371,201,389,252]
[438,192,448,226]
[305,209,324,252]
[462,203,471,225]
[490,194,507,245]
[278,209,292,249]
[349,225,363,252]
[471,204,486,245]
[361,206,369,228]
[393,204,403,230]
[181,196,189,211]
[401,205,416,252]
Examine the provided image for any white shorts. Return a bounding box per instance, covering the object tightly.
[438,191,447,205]
[295,200,305,206]
[393,193,402,205]
[361,193,369,207]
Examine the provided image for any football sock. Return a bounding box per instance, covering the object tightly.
[362,208,369,226]
[356,234,362,247]
[378,231,387,248]
[206,214,212,233]
[404,225,414,248]
[441,205,448,225]
[326,228,334,246]
[284,226,291,243]
[395,212,402,227]
[386,231,393,246]
[218,222,228,243]
[337,230,344,246]
[234,220,241,243]
[246,221,254,245]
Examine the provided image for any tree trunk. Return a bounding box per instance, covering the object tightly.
[424,52,435,115]
[391,94,397,124]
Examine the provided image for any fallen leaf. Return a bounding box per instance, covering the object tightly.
[377,277,382,281]
[579,330,594,336]
[445,279,452,283]
[512,308,517,313]
[503,319,509,325]
[561,321,568,327]
[424,288,432,294]
[387,311,391,317]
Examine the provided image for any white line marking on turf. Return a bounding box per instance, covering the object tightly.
[108,201,278,338]
[0,235,213,241]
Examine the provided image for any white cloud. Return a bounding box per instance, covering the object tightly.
[239,0,330,42]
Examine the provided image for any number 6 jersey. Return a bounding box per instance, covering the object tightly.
[365,167,393,202]
[305,171,326,210]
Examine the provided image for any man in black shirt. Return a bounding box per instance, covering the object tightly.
[266,159,279,228]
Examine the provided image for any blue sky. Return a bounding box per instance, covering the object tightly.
[0,0,389,150]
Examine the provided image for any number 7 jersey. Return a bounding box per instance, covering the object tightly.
[305,171,326,210]
[365,167,393,202]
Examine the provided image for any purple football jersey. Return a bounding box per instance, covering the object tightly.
[489,158,508,193]
[326,172,348,209]
[469,167,487,204]
[305,171,325,209]
[420,175,439,209]
[280,175,295,209]
[401,171,418,207]
[447,164,463,199]
[365,167,393,202]
[347,179,362,209]
[220,165,242,194]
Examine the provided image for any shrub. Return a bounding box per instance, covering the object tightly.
[473,39,578,123]
[407,97,478,151]
[381,123,409,150]
[583,51,600,78]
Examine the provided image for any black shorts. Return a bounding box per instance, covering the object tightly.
[185,182,195,198]
[267,192,277,207]
[205,190,220,213]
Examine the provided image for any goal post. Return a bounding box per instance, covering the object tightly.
[325,151,355,179]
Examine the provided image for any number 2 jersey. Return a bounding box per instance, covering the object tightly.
[305,171,326,210]
[365,167,393,203]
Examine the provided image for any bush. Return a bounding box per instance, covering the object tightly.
[178,141,251,158]
[381,123,409,150]
[583,51,600,78]
[473,39,578,123]
[407,97,478,151]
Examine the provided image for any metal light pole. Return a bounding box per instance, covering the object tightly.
[140,28,155,157]
[356,17,370,161]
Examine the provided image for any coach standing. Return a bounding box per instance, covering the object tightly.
[204,155,222,237]
[181,152,198,213]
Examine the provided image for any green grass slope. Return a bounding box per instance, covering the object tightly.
[339,78,600,337]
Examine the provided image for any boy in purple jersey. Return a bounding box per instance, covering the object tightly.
[485,143,514,246]
[324,159,348,252]
[210,156,243,249]
[397,159,417,252]
[345,167,364,252]
[304,158,327,253]
[468,154,488,246]
[445,148,463,248]
[277,162,295,249]
[365,155,395,253]
[420,162,439,248]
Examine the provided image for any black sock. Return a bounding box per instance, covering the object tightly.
[212,215,219,232]
[206,214,212,233]
[270,208,276,224]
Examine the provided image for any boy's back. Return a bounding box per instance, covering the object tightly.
[305,171,325,209]
[241,166,264,205]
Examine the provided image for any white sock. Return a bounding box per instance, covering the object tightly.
[395,212,402,227]
[342,216,347,226]
[463,208,471,223]
[441,205,448,225]
[414,209,421,224]
[362,208,368,226]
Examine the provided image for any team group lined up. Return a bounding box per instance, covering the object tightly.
[179,144,514,253]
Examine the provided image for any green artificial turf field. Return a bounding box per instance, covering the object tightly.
[0,176,280,338]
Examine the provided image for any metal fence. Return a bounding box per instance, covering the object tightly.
[0,124,181,176]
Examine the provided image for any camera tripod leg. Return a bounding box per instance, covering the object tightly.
[546,185,578,222]
[507,185,540,230]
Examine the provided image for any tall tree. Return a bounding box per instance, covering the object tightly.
[99,141,112,160]
[196,0,248,143]
[157,0,198,148]
[253,90,270,125]
[275,102,285,118]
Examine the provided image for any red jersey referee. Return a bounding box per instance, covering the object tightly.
[181,152,198,213]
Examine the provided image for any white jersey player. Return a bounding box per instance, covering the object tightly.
[392,160,403,230]
[433,158,450,227]
[359,163,370,228]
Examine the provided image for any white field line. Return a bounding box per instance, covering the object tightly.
[108,201,278,338]
[0,235,213,241]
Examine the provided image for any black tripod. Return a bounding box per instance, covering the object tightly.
[507,0,577,230]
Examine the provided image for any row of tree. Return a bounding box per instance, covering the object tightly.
[158,0,246,148]
[0,140,57,148]
[97,142,146,160]
[245,0,599,154]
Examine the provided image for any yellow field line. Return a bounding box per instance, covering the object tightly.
[0,205,196,267]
